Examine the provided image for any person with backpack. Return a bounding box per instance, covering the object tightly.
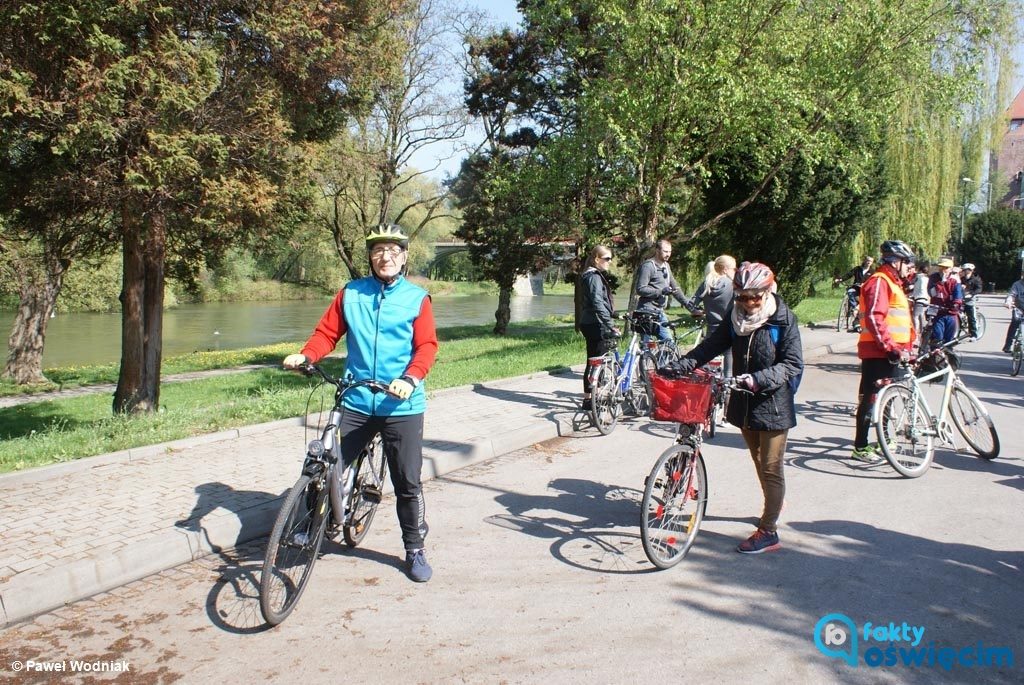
[849,240,916,464]
[660,262,803,554]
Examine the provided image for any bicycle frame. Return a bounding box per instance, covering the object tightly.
[303,404,358,532]
[300,369,388,530]
[871,350,976,449]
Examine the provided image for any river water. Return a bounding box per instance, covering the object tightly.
[0,293,577,368]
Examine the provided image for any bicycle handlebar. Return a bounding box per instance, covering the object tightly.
[683,367,753,393]
[292,363,393,397]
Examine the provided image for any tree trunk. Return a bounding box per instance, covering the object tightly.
[2,270,63,384]
[493,285,512,335]
[113,210,166,414]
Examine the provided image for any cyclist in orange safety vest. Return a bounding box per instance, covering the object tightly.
[849,240,916,463]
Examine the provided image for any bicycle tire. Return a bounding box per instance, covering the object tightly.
[590,361,620,435]
[260,474,329,625]
[948,384,999,460]
[629,360,652,417]
[707,403,718,439]
[1012,342,1022,377]
[974,312,986,340]
[641,445,707,569]
[875,384,934,478]
[344,434,387,546]
[835,298,844,331]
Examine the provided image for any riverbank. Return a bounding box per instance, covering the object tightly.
[0,293,843,473]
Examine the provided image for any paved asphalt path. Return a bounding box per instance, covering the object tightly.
[0,304,1021,684]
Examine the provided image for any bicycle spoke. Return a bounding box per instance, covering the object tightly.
[641,447,706,569]
[876,385,934,478]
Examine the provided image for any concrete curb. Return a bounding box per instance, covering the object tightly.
[0,391,578,627]
[0,332,855,627]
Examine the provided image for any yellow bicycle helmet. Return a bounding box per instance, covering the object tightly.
[366,224,409,249]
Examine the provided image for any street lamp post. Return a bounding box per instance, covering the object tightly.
[962,176,993,212]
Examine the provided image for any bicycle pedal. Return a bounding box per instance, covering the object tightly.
[361,486,383,504]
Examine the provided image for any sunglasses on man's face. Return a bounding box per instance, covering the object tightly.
[735,292,766,303]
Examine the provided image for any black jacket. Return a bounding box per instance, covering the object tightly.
[683,294,803,431]
[578,268,617,337]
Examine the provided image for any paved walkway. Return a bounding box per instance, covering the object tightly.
[0,323,860,626]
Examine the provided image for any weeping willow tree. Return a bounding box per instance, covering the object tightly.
[869,3,1020,263]
[872,99,963,262]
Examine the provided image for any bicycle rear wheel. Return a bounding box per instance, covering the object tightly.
[875,384,934,478]
[949,384,999,460]
[260,474,329,625]
[641,446,707,569]
[590,361,620,435]
[344,434,387,546]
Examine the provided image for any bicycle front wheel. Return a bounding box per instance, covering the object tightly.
[260,474,329,625]
[344,434,388,546]
[1012,341,1022,377]
[875,384,934,478]
[641,446,707,569]
[590,362,620,435]
[949,384,999,460]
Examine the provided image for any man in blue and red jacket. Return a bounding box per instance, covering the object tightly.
[284,224,438,583]
[850,240,917,463]
[927,257,963,345]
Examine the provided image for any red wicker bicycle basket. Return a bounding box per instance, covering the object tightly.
[649,371,713,424]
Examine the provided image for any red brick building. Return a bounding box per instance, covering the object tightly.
[993,87,1024,209]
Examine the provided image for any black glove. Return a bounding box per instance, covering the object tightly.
[887,349,909,365]
[662,286,676,295]
[659,357,697,378]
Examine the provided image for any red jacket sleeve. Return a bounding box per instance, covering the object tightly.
[300,290,348,363]
[406,296,438,380]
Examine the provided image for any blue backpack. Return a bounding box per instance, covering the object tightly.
[732,323,802,394]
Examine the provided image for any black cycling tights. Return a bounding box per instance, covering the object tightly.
[855,358,899,449]
[339,411,427,551]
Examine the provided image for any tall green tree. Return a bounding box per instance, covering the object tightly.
[461,0,1008,288]
[314,0,466,279]
[961,210,1024,287]
[1,1,401,410]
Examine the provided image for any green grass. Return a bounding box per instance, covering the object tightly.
[792,287,847,327]
[0,321,584,472]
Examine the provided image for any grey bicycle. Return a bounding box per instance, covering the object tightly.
[259,364,391,626]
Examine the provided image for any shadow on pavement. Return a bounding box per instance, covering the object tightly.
[666,519,1022,684]
[203,542,269,635]
[202,531,405,634]
[449,475,655,574]
[175,481,284,553]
